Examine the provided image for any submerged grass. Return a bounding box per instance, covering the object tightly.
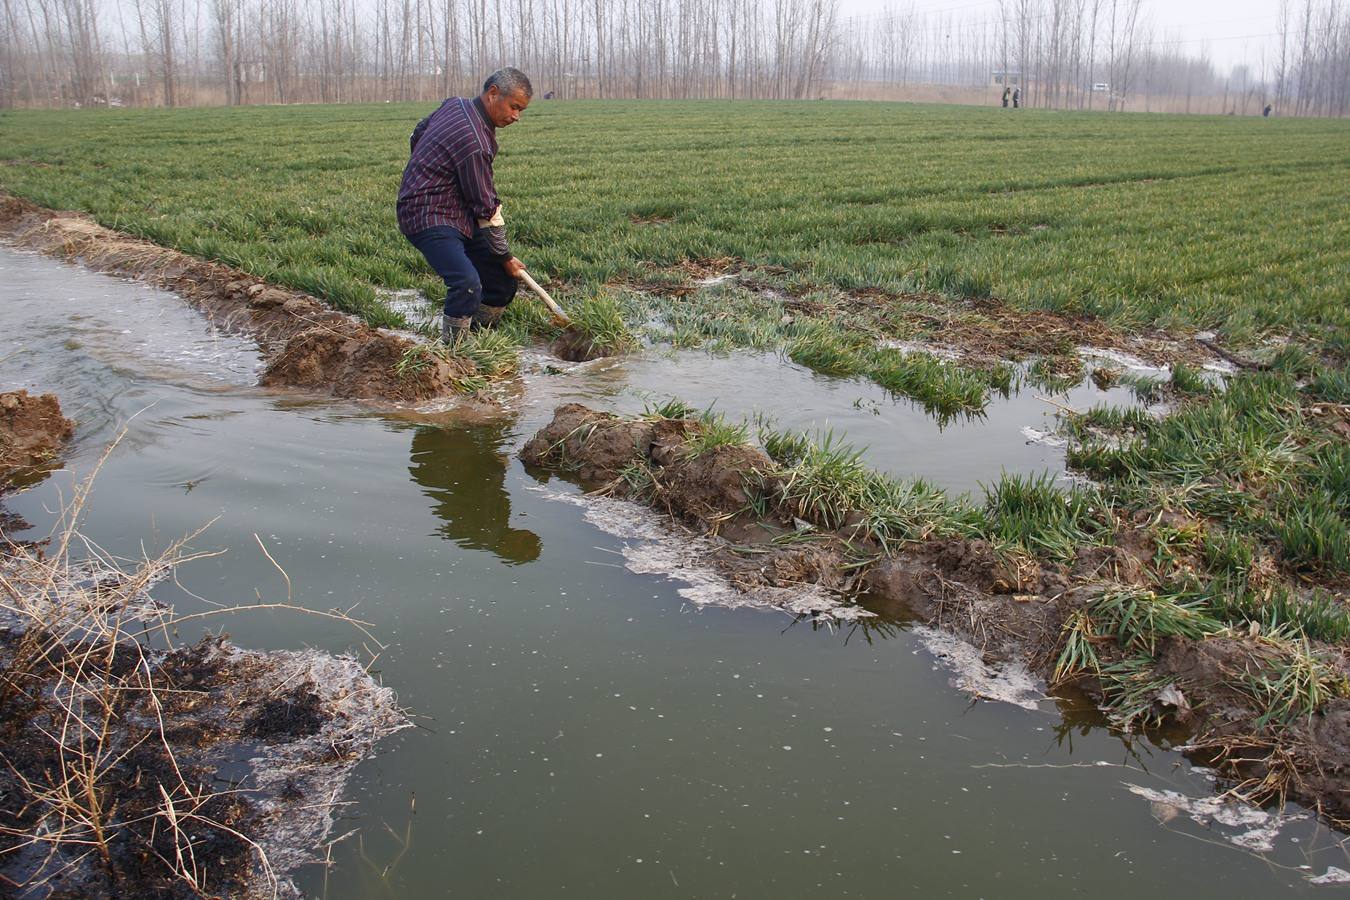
[1098,655,1175,731]
[639,285,1009,418]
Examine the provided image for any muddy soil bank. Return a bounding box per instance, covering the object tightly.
[0,529,409,898]
[0,389,408,897]
[549,328,614,363]
[0,195,473,403]
[522,402,1350,827]
[0,390,73,489]
[520,405,861,616]
[0,621,408,898]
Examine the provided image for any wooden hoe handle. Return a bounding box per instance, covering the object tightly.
[519,271,572,326]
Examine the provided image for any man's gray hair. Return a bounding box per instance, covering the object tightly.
[483,67,532,99]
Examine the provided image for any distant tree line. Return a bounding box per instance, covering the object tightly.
[1,0,1346,115]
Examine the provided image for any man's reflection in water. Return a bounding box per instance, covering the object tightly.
[407,423,541,565]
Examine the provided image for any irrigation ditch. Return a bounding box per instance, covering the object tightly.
[0,196,482,404]
[3,193,1350,892]
[519,398,1350,829]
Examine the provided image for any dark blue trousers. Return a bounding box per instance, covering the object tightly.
[406,226,518,319]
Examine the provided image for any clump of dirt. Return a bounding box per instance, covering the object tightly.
[657,443,775,530]
[1152,636,1275,727]
[861,541,1068,666]
[521,403,665,483]
[522,402,1350,829]
[550,328,611,362]
[259,317,471,400]
[0,195,475,403]
[0,389,74,487]
[522,403,852,593]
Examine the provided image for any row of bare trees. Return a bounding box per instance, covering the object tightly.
[834,0,1349,115]
[831,0,1148,111]
[1274,0,1350,115]
[0,0,841,106]
[1,0,1347,115]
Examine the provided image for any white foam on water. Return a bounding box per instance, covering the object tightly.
[1309,866,1350,885]
[1124,783,1306,854]
[375,287,436,318]
[1077,346,1165,373]
[911,626,1045,710]
[1020,426,1067,448]
[876,339,963,361]
[528,484,872,621]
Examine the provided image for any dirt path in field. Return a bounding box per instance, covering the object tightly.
[0,195,476,404]
[521,401,1350,830]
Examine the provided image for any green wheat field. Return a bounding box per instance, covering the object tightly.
[2,100,1347,348]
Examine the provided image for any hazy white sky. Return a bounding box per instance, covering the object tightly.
[836,0,1285,71]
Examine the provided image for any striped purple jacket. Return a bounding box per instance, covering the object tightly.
[396,97,499,238]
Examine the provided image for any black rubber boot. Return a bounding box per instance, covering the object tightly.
[472,304,506,330]
[441,314,472,347]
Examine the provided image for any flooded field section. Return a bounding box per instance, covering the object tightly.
[3,246,1348,896]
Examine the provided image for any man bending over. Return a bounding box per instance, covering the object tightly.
[398,67,531,345]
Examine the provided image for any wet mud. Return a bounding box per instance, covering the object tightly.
[522,402,1350,827]
[521,404,863,607]
[549,328,612,363]
[0,195,474,403]
[0,390,73,488]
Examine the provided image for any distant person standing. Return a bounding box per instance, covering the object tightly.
[1012,87,1021,108]
[1002,87,1010,108]
[398,68,532,345]
[1263,104,1273,117]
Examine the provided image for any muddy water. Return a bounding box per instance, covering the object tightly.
[3,247,1346,896]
